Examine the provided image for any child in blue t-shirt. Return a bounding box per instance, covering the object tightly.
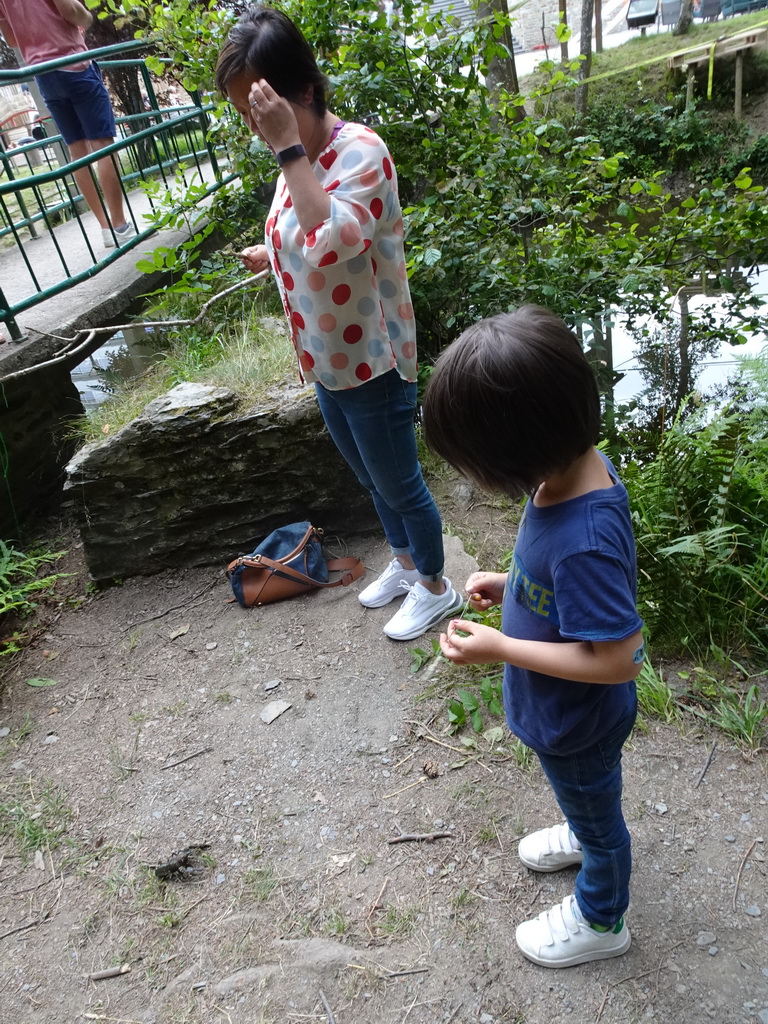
[422,305,645,969]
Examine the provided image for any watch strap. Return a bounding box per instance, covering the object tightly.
[276,144,307,167]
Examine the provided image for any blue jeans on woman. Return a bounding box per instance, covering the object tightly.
[314,369,444,581]
[535,701,637,927]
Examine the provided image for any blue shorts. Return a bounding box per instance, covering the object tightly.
[35,62,116,145]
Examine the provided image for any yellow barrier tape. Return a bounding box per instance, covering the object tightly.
[708,38,717,100]
[544,15,768,91]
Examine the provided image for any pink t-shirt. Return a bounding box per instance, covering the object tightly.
[0,0,89,70]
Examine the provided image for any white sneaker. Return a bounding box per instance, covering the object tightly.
[358,558,420,608]
[102,222,136,248]
[516,895,630,968]
[383,578,463,641]
[519,822,583,873]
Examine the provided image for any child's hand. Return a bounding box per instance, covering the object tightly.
[439,621,507,666]
[239,244,269,275]
[464,571,507,611]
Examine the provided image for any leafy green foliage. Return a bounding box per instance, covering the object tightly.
[447,673,504,733]
[0,542,70,657]
[623,363,768,661]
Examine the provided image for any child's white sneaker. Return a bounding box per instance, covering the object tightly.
[516,895,630,968]
[518,822,583,872]
[358,558,420,608]
[383,578,463,641]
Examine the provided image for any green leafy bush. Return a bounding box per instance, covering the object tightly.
[623,360,768,661]
[0,541,69,657]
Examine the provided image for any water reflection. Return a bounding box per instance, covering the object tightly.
[70,325,157,411]
[590,265,767,410]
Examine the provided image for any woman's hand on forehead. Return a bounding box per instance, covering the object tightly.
[247,79,301,151]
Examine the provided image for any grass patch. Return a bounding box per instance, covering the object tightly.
[241,862,280,904]
[0,779,72,859]
[529,13,768,108]
[74,295,294,444]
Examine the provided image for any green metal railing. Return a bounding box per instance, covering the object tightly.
[0,40,238,341]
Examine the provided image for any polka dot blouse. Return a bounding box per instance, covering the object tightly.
[264,122,418,391]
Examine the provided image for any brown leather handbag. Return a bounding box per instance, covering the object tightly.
[226,522,365,607]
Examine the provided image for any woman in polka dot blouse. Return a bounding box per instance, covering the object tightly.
[215,5,463,641]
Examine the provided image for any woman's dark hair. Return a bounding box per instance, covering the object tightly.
[215,5,328,117]
[421,306,602,500]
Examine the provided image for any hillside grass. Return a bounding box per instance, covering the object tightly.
[525,10,768,110]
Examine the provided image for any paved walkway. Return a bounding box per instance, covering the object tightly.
[0,157,225,368]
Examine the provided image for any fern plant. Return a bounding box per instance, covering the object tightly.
[0,541,69,657]
[623,367,768,660]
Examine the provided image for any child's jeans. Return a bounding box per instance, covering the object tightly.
[535,701,637,928]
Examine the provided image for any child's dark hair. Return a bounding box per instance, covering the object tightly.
[214,5,328,117]
[422,306,601,499]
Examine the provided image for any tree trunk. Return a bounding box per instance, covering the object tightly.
[674,291,693,418]
[473,0,525,124]
[574,0,594,117]
[673,0,694,36]
[559,0,569,60]
[594,0,603,53]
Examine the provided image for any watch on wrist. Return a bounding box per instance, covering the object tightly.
[275,144,307,167]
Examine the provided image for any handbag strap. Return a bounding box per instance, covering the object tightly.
[229,552,365,589]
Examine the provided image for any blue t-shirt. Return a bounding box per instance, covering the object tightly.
[501,453,643,756]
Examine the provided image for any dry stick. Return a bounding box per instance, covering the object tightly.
[594,942,685,1024]
[387,831,453,845]
[0,909,49,941]
[160,746,212,770]
[122,578,219,631]
[732,838,757,912]
[400,993,419,1024]
[0,271,271,385]
[318,989,337,1024]
[383,777,428,799]
[88,964,131,982]
[695,739,717,788]
[382,967,430,980]
[365,875,390,935]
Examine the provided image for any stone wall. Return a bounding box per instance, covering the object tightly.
[0,363,82,539]
[516,1,562,52]
[64,381,378,582]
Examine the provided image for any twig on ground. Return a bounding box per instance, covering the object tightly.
[443,1004,464,1024]
[9,876,53,897]
[0,909,49,941]
[160,747,212,770]
[400,993,419,1023]
[383,777,428,799]
[381,967,430,980]
[318,989,337,1024]
[387,831,453,845]
[365,876,389,938]
[594,941,685,1023]
[123,579,219,631]
[694,740,717,788]
[733,838,757,911]
[88,964,131,981]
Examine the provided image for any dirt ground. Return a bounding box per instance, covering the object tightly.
[1,480,767,1024]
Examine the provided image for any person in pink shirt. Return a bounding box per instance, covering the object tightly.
[0,0,135,248]
[215,4,463,641]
